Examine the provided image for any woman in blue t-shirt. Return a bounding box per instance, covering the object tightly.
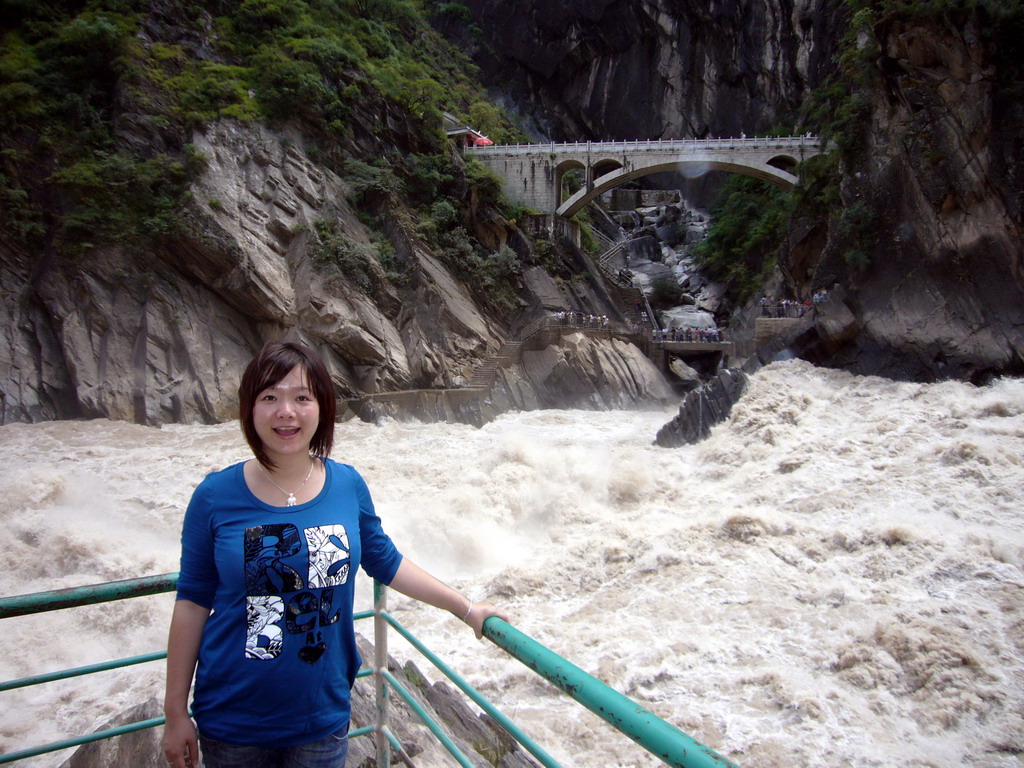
[163,341,507,768]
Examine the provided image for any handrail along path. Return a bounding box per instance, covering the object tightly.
[0,574,740,767]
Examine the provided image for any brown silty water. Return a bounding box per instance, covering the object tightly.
[1,359,1022,767]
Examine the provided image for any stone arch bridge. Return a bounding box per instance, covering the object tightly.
[465,135,823,218]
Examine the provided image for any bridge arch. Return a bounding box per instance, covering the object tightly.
[592,157,624,179]
[557,158,799,219]
[464,136,822,217]
[555,158,586,206]
[767,154,798,172]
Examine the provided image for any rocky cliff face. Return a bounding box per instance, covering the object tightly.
[1,120,501,424]
[5,2,1020,427]
[452,0,843,141]
[1,118,671,425]
[792,8,1024,381]
[453,0,1024,383]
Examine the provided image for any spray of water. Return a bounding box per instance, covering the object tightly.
[1,360,1022,767]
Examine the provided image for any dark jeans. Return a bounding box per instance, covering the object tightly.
[199,725,349,768]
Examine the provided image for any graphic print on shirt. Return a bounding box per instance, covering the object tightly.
[306,525,350,587]
[244,523,351,663]
[244,524,304,594]
[245,596,284,659]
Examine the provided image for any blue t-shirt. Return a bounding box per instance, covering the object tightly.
[176,458,403,746]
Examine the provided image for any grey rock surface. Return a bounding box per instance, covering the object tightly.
[655,368,750,447]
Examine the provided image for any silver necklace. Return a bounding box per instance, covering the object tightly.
[260,458,315,507]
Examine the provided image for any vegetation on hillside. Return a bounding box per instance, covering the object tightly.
[692,177,790,303]
[0,0,524,304]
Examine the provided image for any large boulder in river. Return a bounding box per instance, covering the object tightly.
[655,368,749,447]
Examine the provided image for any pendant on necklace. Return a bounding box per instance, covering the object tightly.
[286,493,297,507]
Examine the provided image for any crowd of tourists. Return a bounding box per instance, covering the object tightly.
[554,310,610,328]
[629,323,725,344]
[759,289,830,318]
[643,325,724,344]
[655,326,724,343]
[759,297,810,318]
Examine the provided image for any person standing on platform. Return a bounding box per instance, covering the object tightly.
[163,341,507,768]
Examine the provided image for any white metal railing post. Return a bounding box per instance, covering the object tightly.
[373,581,391,768]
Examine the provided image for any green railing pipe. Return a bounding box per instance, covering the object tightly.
[483,618,740,768]
[2,575,739,768]
[0,573,178,619]
[380,669,476,768]
[0,651,166,692]
[380,610,562,768]
[0,715,167,765]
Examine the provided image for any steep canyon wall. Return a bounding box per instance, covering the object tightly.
[1,121,505,424]
[1,119,667,425]
[796,10,1024,381]
[456,0,1023,381]
[454,0,843,140]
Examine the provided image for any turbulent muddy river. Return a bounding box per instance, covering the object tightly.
[1,359,1022,767]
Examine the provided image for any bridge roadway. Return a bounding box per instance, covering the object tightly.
[466,135,823,218]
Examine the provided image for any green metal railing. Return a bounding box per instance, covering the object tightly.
[0,574,739,767]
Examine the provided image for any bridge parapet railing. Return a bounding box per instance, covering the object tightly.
[466,135,821,156]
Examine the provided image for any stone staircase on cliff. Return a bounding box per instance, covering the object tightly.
[591,238,659,332]
[468,341,522,387]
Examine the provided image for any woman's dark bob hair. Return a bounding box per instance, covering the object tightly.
[239,341,336,468]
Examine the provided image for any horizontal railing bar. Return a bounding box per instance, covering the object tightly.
[483,618,740,768]
[0,715,166,765]
[465,136,821,156]
[381,611,562,768]
[0,573,179,619]
[0,651,166,692]
[0,669,378,764]
[380,668,475,768]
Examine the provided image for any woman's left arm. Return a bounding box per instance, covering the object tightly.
[387,559,509,639]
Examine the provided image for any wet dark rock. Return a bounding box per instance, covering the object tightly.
[655,368,749,447]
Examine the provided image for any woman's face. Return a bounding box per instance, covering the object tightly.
[251,364,321,463]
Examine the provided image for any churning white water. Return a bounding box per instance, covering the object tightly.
[1,359,1023,767]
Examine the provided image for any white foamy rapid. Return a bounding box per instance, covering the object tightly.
[1,360,1022,767]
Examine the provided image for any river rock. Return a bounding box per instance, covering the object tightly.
[509,333,675,411]
[58,699,165,768]
[814,290,860,348]
[497,331,674,410]
[668,357,703,392]
[655,368,749,447]
[659,306,716,329]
